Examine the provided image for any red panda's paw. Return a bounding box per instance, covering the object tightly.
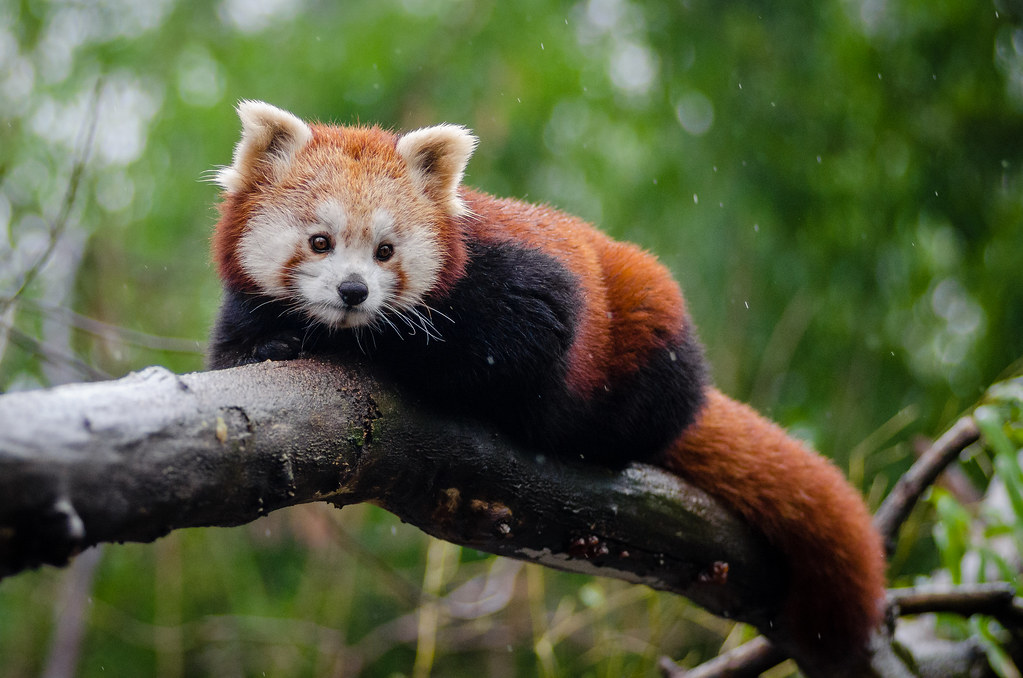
[209,332,307,370]
[249,334,306,364]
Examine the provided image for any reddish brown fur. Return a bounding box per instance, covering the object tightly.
[213,124,469,295]
[212,193,258,291]
[212,113,886,669]
[303,124,470,294]
[663,388,886,662]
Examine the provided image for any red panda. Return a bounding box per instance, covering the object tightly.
[208,101,886,673]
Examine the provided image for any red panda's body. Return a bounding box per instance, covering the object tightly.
[208,101,886,673]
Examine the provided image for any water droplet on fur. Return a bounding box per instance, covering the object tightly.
[486,355,495,365]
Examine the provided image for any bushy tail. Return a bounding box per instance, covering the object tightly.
[663,388,886,670]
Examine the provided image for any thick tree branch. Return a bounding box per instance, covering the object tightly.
[0,359,1006,676]
[0,358,783,635]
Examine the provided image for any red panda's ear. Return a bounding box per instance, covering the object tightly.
[396,124,478,216]
[215,101,313,193]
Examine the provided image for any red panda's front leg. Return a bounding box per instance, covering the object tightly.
[364,239,583,440]
[207,289,313,369]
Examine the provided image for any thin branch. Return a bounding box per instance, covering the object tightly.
[873,415,981,555]
[19,300,205,354]
[1,79,102,311]
[890,583,1016,616]
[3,324,110,381]
[0,81,102,376]
[658,636,785,678]
[891,583,1023,633]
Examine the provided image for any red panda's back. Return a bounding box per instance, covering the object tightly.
[460,189,690,398]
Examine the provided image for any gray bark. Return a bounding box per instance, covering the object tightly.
[0,358,781,631]
[1,358,1003,677]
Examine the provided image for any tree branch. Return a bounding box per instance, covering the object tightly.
[890,583,1023,634]
[0,359,1007,676]
[0,358,783,637]
[873,415,981,556]
[658,636,786,678]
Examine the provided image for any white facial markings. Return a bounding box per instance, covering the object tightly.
[237,206,306,298]
[315,199,347,240]
[282,201,396,329]
[389,210,442,307]
[240,190,447,332]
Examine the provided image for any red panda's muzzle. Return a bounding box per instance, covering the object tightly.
[338,277,369,308]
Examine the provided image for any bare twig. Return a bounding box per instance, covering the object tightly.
[665,581,1020,678]
[3,324,109,381]
[0,80,102,379]
[20,300,204,354]
[0,80,101,311]
[658,636,785,678]
[890,583,1016,616]
[873,415,981,555]
[891,582,1023,634]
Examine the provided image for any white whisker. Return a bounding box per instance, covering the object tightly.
[409,307,444,341]
[377,312,404,338]
[421,303,455,325]
[199,167,225,184]
[352,326,367,354]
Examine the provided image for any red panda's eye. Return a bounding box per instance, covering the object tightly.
[375,243,394,261]
[309,235,332,253]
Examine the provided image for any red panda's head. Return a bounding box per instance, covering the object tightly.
[212,101,476,331]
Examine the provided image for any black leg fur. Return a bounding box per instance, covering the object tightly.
[207,288,311,369]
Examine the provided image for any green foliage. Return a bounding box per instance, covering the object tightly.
[2,0,1023,675]
[928,379,1023,676]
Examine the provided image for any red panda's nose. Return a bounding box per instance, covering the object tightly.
[338,279,369,307]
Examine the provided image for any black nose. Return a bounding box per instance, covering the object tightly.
[338,280,369,307]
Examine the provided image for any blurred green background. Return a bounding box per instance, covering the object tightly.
[2,0,1022,676]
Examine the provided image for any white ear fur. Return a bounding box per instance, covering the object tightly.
[396,124,478,216]
[215,100,313,193]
